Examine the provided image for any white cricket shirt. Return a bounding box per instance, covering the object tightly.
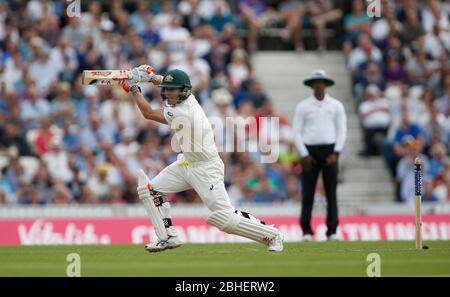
[163,94,218,163]
[292,94,347,157]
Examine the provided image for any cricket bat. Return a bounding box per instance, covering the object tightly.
[81,69,130,85]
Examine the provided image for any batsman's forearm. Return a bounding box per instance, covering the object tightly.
[132,92,167,124]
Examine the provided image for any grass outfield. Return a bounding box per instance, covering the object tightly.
[1,241,449,276]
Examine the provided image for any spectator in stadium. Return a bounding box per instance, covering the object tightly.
[234,79,269,110]
[16,179,44,205]
[50,82,76,127]
[114,128,139,160]
[31,160,53,202]
[79,112,111,153]
[227,48,250,91]
[86,163,118,202]
[3,50,23,92]
[208,0,233,33]
[401,7,426,46]
[29,46,59,93]
[421,0,449,34]
[354,61,386,104]
[50,181,72,204]
[424,24,450,60]
[405,49,436,87]
[99,88,138,134]
[0,170,15,204]
[389,84,422,125]
[432,158,450,202]
[170,46,211,91]
[370,2,402,46]
[428,142,448,179]
[383,53,408,85]
[420,101,448,153]
[42,137,73,184]
[358,84,391,156]
[33,116,60,156]
[129,1,150,35]
[62,121,81,153]
[278,0,306,52]
[284,173,302,202]
[307,0,342,51]
[245,164,280,203]
[20,83,50,130]
[0,122,33,157]
[5,150,25,194]
[386,107,424,181]
[178,0,204,32]
[238,0,279,53]
[343,0,371,59]
[208,88,236,152]
[347,33,383,73]
[437,74,450,116]
[159,15,191,63]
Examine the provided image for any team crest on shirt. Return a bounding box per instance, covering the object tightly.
[167,111,174,117]
[164,74,174,82]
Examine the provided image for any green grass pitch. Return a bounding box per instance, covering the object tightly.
[1,241,449,276]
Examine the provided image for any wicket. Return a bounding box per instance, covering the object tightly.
[414,158,422,250]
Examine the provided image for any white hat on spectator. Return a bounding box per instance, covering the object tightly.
[385,85,401,101]
[83,85,99,98]
[410,85,424,101]
[50,137,63,148]
[232,49,248,60]
[443,157,450,167]
[100,18,114,32]
[7,146,19,159]
[212,88,232,105]
[121,127,136,139]
[366,84,380,96]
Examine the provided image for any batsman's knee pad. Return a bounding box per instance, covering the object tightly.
[206,210,279,245]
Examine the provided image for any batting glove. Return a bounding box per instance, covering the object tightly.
[118,80,141,93]
[128,65,156,83]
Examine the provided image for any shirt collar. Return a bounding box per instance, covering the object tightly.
[311,93,329,104]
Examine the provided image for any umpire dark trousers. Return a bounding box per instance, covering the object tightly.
[301,144,339,236]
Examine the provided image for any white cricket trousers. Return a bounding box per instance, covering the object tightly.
[149,154,234,212]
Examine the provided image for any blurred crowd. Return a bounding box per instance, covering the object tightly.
[0,0,303,206]
[0,0,448,206]
[349,0,450,202]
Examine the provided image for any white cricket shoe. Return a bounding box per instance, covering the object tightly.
[327,234,340,241]
[145,236,182,253]
[302,234,313,242]
[268,232,284,252]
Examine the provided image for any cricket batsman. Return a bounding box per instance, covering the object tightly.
[116,65,284,252]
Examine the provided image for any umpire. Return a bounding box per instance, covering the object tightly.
[293,70,347,241]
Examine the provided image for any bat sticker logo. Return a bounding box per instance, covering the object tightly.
[92,71,113,77]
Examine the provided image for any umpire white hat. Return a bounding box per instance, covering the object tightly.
[303,69,335,88]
